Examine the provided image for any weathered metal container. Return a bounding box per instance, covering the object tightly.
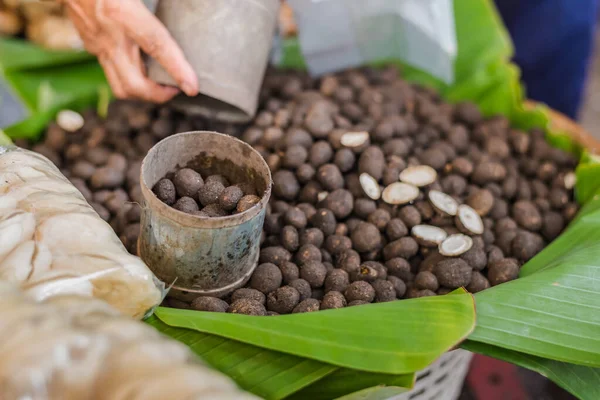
[139,131,272,301]
[147,0,279,123]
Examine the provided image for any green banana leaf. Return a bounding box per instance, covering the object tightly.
[0,129,11,145]
[154,292,475,375]
[462,341,600,400]
[147,316,415,400]
[0,37,94,73]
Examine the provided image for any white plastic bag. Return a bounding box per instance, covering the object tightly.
[285,0,457,83]
[0,283,258,400]
[0,146,163,318]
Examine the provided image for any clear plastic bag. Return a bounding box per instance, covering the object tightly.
[285,0,457,83]
[0,283,258,400]
[0,146,164,319]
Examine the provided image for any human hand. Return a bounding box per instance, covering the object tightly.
[62,0,199,103]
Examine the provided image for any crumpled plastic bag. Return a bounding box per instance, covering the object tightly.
[0,282,258,400]
[282,0,457,83]
[0,146,163,319]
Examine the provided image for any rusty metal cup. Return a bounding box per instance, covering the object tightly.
[139,131,271,301]
[147,0,279,123]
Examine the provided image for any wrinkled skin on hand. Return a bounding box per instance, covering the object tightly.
[61,0,199,103]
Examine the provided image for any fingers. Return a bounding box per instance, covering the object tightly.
[102,0,199,97]
[98,56,127,99]
[110,43,180,103]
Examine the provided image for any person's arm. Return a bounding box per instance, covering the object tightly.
[61,0,199,103]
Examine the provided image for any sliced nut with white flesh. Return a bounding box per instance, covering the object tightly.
[359,173,381,200]
[456,204,484,235]
[340,131,370,148]
[439,234,473,256]
[382,182,419,205]
[412,224,448,247]
[57,110,84,133]
[399,165,437,187]
[428,190,459,216]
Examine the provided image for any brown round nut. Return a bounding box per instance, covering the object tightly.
[296,244,322,265]
[300,261,328,288]
[385,219,409,241]
[324,235,352,256]
[309,141,334,167]
[351,222,382,253]
[278,261,299,284]
[293,298,321,313]
[281,226,300,252]
[71,161,96,180]
[460,247,487,271]
[153,178,176,205]
[311,288,325,300]
[398,206,421,228]
[205,174,230,187]
[384,258,412,282]
[172,168,204,198]
[191,296,229,312]
[310,208,337,236]
[282,207,307,229]
[387,276,407,298]
[273,170,300,200]
[336,249,361,274]
[472,161,507,184]
[415,271,439,292]
[450,157,474,176]
[441,175,467,197]
[358,146,385,181]
[485,136,510,159]
[85,147,110,166]
[454,102,482,125]
[297,164,316,183]
[512,200,542,231]
[198,180,225,207]
[250,263,283,294]
[466,189,495,217]
[324,269,350,293]
[317,163,344,191]
[219,186,244,211]
[299,228,325,248]
[228,299,267,316]
[368,209,391,231]
[322,189,354,219]
[419,147,447,171]
[90,167,124,189]
[320,291,347,310]
[289,279,312,301]
[433,259,472,289]
[511,231,544,262]
[335,223,349,236]
[383,237,419,260]
[173,197,200,214]
[305,101,334,138]
[282,145,308,169]
[489,198,509,220]
[542,211,565,241]
[351,263,380,282]
[466,271,491,293]
[354,198,378,219]
[371,279,396,302]
[344,281,376,303]
[334,148,356,172]
[260,247,292,266]
[488,258,520,286]
[267,286,300,314]
[549,188,569,209]
[237,195,261,213]
[231,288,266,305]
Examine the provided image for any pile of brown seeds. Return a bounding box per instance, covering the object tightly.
[153,169,261,217]
[23,66,579,315]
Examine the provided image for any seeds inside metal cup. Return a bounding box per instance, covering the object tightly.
[139,131,272,301]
